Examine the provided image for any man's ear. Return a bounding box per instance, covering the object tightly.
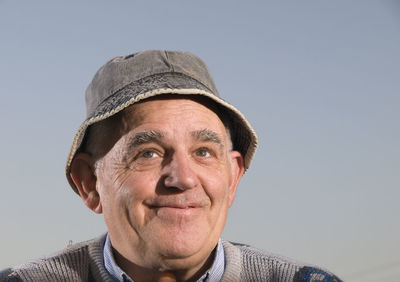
[70,153,102,214]
[228,151,245,207]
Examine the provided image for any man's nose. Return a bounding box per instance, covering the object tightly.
[162,152,199,191]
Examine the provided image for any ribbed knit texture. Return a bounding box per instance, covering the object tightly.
[2,235,341,281]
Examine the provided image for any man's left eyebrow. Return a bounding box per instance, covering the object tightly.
[191,129,223,145]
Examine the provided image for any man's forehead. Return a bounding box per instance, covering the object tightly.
[121,95,224,124]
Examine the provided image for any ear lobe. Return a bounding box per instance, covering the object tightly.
[228,151,245,207]
[70,153,102,214]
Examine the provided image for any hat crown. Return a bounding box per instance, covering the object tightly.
[85,50,219,118]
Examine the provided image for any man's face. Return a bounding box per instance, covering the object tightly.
[93,97,244,272]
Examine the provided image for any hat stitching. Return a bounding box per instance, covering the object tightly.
[90,72,214,118]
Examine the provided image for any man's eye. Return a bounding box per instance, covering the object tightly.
[140,150,157,159]
[195,148,211,157]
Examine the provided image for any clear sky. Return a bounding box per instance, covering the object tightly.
[1,1,399,281]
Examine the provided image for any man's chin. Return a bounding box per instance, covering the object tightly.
[147,222,212,257]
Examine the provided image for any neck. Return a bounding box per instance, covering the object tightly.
[113,247,216,282]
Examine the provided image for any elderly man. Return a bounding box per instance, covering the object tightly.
[1,51,341,281]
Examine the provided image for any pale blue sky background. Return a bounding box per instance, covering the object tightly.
[1,1,399,281]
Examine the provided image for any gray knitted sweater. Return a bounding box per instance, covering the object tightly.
[1,235,341,281]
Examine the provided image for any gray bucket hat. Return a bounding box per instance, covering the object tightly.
[66,50,258,194]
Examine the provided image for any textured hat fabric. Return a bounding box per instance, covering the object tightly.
[66,50,258,193]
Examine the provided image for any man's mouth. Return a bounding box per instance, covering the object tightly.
[149,203,199,209]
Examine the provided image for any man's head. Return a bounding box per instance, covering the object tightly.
[66,50,257,280]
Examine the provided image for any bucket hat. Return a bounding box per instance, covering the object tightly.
[66,50,258,194]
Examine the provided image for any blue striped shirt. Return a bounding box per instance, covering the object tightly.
[103,234,225,282]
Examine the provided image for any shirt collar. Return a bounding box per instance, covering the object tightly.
[103,234,132,282]
[103,233,225,282]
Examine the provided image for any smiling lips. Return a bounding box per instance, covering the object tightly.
[146,198,206,212]
[144,196,209,222]
[145,197,207,222]
[149,203,201,209]
[148,202,204,221]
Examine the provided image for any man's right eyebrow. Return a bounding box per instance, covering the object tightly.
[126,130,164,150]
